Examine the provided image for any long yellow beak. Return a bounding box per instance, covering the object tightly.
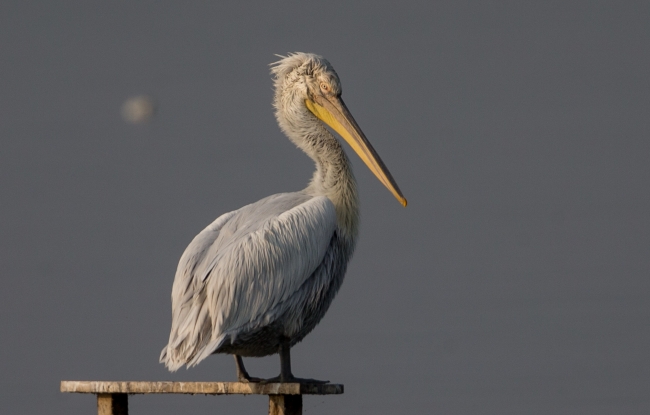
[305,95,407,207]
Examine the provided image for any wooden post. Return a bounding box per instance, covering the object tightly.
[61,381,342,415]
[97,393,128,415]
[269,394,302,415]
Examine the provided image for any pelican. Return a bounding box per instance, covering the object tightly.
[160,52,406,383]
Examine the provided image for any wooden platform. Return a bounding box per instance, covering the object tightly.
[61,381,343,415]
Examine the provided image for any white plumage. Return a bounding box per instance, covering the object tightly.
[160,53,405,382]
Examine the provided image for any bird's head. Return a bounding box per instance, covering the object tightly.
[271,52,340,99]
[271,53,407,207]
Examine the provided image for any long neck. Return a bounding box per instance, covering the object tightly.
[274,90,359,241]
[305,133,359,240]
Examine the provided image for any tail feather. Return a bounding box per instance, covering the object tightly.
[160,332,227,372]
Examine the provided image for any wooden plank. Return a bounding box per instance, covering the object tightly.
[61,381,343,395]
[97,393,128,415]
[269,394,302,415]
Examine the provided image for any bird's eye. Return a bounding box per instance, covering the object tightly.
[320,83,330,93]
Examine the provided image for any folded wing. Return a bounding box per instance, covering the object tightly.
[160,193,337,370]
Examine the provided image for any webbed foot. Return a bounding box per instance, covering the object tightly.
[238,374,264,383]
[234,355,263,383]
[260,375,329,384]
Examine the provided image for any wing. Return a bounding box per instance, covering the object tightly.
[160,192,337,370]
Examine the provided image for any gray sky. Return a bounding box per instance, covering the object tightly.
[1,1,649,414]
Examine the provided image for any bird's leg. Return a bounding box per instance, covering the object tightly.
[233,355,263,383]
[279,336,292,382]
[261,336,329,384]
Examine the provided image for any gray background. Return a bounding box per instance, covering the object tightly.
[1,1,649,414]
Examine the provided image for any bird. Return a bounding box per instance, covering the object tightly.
[159,52,406,383]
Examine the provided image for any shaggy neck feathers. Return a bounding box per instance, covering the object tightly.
[271,54,359,241]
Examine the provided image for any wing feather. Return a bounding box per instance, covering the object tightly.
[160,193,337,370]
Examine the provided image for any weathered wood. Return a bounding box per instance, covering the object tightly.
[63,381,342,415]
[97,393,128,415]
[61,381,343,395]
[269,394,302,415]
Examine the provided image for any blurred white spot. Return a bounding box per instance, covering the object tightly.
[121,95,156,123]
